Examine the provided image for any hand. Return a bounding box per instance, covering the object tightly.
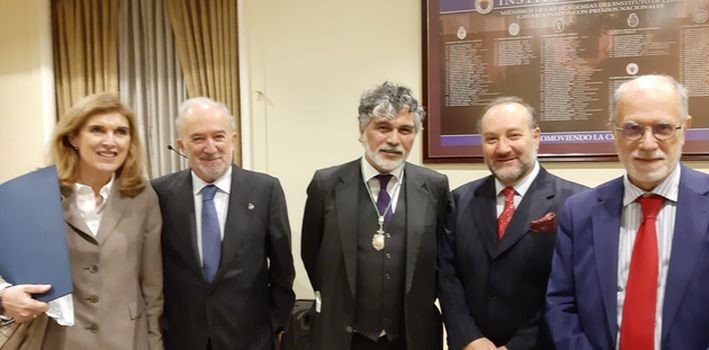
[498,346,508,350]
[463,337,498,350]
[1,284,51,323]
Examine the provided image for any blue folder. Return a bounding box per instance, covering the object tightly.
[0,166,72,302]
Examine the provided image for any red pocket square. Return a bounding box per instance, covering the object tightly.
[530,212,557,233]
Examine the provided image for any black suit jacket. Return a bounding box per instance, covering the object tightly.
[438,167,587,350]
[152,165,295,350]
[301,159,450,350]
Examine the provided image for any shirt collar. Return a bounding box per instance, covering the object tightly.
[623,163,680,206]
[74,175,115,200]
[494,161,540,197]
[361,157,405,184]
[192,166,233,195]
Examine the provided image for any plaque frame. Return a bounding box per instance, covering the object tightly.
[422,0,709,163]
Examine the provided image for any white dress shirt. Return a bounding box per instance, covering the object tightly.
[494,161,541,217]
[361,158,405,214]
[73,178,113,236]
[43,178,114,326]
[191,167,232,265]
[360,158,405,338]
[616,164,680,350]
[45,179,114,326]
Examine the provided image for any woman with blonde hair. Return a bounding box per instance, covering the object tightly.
[0,93,163,349]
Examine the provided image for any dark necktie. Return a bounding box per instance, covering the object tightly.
[497,186,515,240]
[620,195,664,350]
[201,185,221,282]
[376,174,393,225]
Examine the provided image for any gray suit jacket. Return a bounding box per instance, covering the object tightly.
[301,159,450,350]
[1,184,164,350]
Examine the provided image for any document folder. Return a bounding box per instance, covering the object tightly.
[0,166,72,302]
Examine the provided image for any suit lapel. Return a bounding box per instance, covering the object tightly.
[335,162,361,296]
[592,178,623,342]
[661,166,709,341]
[215,166,249,283]
[404,165,429,294]
[62,192,95,242]
[167,171,201,269]
[470,177,498,258]
[495,169,554,258]
[94,184,129,245]
[63,185,130,245]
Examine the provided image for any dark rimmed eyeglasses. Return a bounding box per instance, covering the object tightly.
[613,122,682,141]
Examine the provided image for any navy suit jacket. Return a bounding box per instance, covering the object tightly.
[153,165,295,350]
[439,166,586,350]
[546,164,709,350]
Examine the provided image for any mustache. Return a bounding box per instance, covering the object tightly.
[632,150,666,159]
[199,155,223,161]
[378,146,404,154]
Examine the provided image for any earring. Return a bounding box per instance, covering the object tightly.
[71,144,78,150]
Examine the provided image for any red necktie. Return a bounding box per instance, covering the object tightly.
[497,187,515,240]
[620,195,664,350]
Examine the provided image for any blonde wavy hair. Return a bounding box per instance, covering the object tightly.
[50,93,146,198]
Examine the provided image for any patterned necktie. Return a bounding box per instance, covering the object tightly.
[376,174,393,225]
[497,186,516,240]
[201,185,221,282]
[620,195,664,350]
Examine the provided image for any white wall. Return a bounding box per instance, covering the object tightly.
[0,0,55,183]
[240,0,709,299]
[242,0,435,296]
[2,0,707,308]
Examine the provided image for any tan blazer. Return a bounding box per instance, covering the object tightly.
[1,185,163,350]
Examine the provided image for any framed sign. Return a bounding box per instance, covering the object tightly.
[423,0,709,162]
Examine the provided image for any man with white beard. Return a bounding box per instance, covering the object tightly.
[301,82,450,350]
[546,75,709,349]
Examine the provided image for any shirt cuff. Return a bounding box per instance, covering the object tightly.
[0,283,12,316]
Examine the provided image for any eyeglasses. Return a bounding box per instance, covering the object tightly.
[614,122,682,141]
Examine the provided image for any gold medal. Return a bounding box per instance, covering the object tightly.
[372,232,385,251]
[363,171,401,252]
[371,219,386,251]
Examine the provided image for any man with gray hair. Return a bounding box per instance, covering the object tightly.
[152,97,295,350]
[546,75,709,349]
[438,97,586,350]
[301,82,450,350]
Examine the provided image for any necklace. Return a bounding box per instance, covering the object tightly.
[363,172,401,251]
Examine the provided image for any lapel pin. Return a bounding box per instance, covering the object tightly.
[248,203,255,210]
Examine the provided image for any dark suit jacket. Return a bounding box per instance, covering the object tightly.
[439,167,587,350]
[152,165,295,350]
[546,164,709,350]
[301,159,450,350]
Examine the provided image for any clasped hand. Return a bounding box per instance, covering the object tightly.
[464,337,508,350]
[1,284,51,323]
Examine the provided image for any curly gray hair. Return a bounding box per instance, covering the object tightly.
[357,82,425,133]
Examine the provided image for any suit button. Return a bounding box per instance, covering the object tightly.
[385,273,391,280]
[345,326,353,333]
[87,295,99,303]
[86,324,99,333]
[385,253,391,259]
[490,296,498,303]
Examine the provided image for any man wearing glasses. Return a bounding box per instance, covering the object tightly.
[546,74,709,350]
